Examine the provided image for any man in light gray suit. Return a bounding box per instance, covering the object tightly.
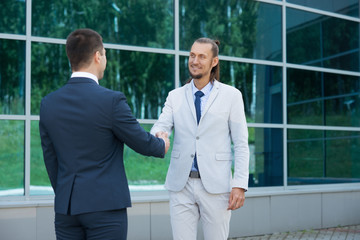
[151,38,249,240]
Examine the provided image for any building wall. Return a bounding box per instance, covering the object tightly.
[1,188,360,240]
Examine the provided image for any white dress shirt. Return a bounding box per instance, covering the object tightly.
[71,72,99,84]
[191,79,213,114]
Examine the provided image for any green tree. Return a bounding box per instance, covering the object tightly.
[0,0,25,34]
[0,40,25,115]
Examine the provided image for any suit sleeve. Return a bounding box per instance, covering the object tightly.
[150,92,174,136]
[39,99,58,191]
[229,90,250,191]
[112,92,165,158]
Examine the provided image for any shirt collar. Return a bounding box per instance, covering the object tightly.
[71,72,99,84]
[191,79,213,96]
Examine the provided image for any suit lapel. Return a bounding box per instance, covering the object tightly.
[201,80,220,121]
[185,83,197,124]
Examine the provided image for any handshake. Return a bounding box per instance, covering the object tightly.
[156,131,170,154]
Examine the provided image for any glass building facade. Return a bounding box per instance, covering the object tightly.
[0,0,359,198]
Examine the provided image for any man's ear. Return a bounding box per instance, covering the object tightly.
[212,56,219,67]
[94,51,101,64]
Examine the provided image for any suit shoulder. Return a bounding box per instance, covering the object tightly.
[168,83,189,95]
[217,81,242,95]
[90,84,126,99]
[174,83,189,92]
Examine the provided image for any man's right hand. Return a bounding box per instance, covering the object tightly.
[156,131,170,154]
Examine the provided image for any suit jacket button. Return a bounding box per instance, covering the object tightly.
[191,154,195,158]
[196,137,199,140]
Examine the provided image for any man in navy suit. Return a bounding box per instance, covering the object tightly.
[39,28,170,240]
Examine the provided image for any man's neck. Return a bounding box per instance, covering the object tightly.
[75,66,99,79]
[71,72,99,84]
[193,77,210,90]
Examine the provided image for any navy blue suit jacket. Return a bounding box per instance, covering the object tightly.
[39,77,165,215]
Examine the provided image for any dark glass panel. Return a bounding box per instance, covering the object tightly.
[0,39,25,115]
[0,0,26,34]
[287,8,359,71]
[30,121,53,195]
[288,129,360,185]
[249,127,283,187]
[326,131,360,180]
[0,120,24,196]
[32,0,174,49]
[30,122,172,192]
[124,124,171,187]
[180,56,283,123]
[288,129,324,182]
[287,68,360,127]
[31,42,174,119]
[287,0,359,18]
[100,50,175,119]
[31,42,69,115]
[180,0,282,61]
[30,124,173,192]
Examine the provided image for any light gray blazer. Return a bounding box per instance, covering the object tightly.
[151,80,249,194]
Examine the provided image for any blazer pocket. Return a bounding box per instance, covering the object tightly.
[215,152,233,161]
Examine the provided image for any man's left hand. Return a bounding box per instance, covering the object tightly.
[227,187,245,210]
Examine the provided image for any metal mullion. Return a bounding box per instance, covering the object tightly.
[0,115,27,120]
[286,63,360,78]
[247,123,285,129]
[286,124,360,132]
[24,0,32,199]
[174,0,180,89]
[282,0,288,189]
[285,2,360,23]
[218,55,283,67]
[103,43,176,55]
[30,36,177,55]
[255,0,283,6]
[0,33,27,41]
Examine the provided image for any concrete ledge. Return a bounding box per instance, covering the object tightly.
[1,183,360,208]
[1,184,360,239]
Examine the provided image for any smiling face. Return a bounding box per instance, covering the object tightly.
[188,42,218,82]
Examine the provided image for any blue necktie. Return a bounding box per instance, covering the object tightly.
[194,91,204,171]
[195,91,204,124]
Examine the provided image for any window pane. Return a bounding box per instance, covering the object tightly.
[180,57,283,123]
[100,50,175,119]
[326,131,360,180]
[31,42,69,115]
[288,129,360,185]
[249,127,283,187]
[0,0,26,34]
[0,39,25,115]
[31,120,172,194]
[287,8,359,72]
[287,0,359,18]
[30,120,53,195]
[31,43,174,118]
[32,0,174,49]
[125,124,171,188]
[0,120,24,196]
[180,0,282,61]
[287,68,360,127]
